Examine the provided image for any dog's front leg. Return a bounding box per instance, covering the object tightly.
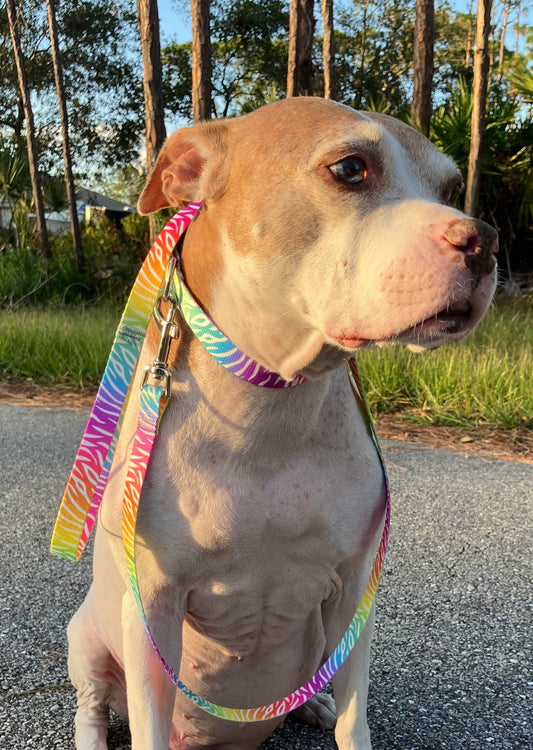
[122,590,178,750]
[331,606,376,750]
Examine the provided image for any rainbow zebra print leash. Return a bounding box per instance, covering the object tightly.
[51,202,390,722]
[50,202,202,560]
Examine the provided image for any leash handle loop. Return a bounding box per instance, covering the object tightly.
[50,203,202,560]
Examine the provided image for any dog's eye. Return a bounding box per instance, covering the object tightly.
[446,181,464,206]
[329,157,368,185]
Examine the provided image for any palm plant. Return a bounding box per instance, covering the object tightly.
[431,78,533,283]
[0,147,31,249]
[42,175,68,218]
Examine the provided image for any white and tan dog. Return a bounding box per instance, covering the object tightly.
[67,97,497,750]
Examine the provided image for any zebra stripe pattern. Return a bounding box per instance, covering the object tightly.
[174,272,307,388]
[122,359,390,722]
[50,203,202,560]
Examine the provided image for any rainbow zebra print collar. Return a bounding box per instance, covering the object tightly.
[51,202,390,724]
[171,245,307,388]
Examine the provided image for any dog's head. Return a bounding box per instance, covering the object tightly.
[139,98,497,381]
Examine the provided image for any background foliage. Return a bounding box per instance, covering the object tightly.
[0,0,531,306]
[0,0,531,433]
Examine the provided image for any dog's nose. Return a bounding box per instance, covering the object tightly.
[443,218,498,277]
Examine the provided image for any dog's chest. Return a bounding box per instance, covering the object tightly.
[136,381,385,653]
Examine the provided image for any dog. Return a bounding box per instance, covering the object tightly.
[66,97,497,750]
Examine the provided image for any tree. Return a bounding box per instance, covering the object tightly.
[465,0,475,67]
[137,0,166,242]
[0,0,144,184]
[163,0,288,120]
[45,0,83,271]
[496,0,510,84]
[0,147,30,249]
[209,0,288,115]
[287,0,315,96]
[411,0,434,135]
[5,0,50,259]
[465,0,493,216]
[335,0,415,113]
[162,41,193,121]
[0,0,50,144]
[321,0,336,99]
[57,0,144,179]
[432,77,532,278]
[191,0,212,120]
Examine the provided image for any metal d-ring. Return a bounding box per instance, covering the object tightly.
[154,255,180,326]
[143,257,182,400]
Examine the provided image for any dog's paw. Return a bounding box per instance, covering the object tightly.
[292,692,337,731]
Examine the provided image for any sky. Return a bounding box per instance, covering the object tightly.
[156,0,531,54]
[158,0,192,44]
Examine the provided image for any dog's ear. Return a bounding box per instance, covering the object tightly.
[137,121,229,215]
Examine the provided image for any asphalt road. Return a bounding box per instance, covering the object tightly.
[1,404,531,749]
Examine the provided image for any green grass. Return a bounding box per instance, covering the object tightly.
[358,296,533,429]
[0,297,531,430]
[0,305,120,387]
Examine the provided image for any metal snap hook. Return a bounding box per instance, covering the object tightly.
[143,257,182,400]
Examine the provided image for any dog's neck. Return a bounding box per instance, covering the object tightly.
[180,205,222,316]
[179,207,350,384]
[140,210,349,463]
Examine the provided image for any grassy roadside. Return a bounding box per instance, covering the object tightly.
[0,305,120,387]
[358,296,533,429]
[0,296,531,430]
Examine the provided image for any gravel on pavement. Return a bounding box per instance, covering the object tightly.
[1,405,531,749]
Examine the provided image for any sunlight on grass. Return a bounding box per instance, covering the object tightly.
[0,297,531,429]
[358,297,532,428]
[0,306,120,387]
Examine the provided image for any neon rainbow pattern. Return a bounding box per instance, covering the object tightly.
[173,271,307,388]
[121,358,390,722]
[51,202,390,723]
[50,203,202,560]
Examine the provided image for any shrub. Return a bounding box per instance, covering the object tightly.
[0,245,48,307]
[431,78,533,278]
[0,213,151,308]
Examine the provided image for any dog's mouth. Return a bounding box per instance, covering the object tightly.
[394,302,473,342]
[328,302,474,351]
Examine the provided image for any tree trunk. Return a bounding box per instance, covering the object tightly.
[137,0,167,243]
[287,0,315,97]
[321,0,336,100]
[496,2,509,84]
[191,0,212,121]
[465,0,474,67]
[357,0,370,108]
[464,0,493,217]
[5,0,50,259]
[411,0,434,135]
[287,0,299,96]
[488,2,496,71]
[46,0,84,272]
[513,3,521,58]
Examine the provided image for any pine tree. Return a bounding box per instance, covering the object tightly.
[465,0,492,216]
[5,0,50,259]
[191,0,212,120]
[46,0,83,271]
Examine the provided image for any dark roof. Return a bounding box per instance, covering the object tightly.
[76,186,136,213]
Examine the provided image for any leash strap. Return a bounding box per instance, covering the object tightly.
[50,203,202,560]
[50,201,390,722]
[122,357,390,723]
